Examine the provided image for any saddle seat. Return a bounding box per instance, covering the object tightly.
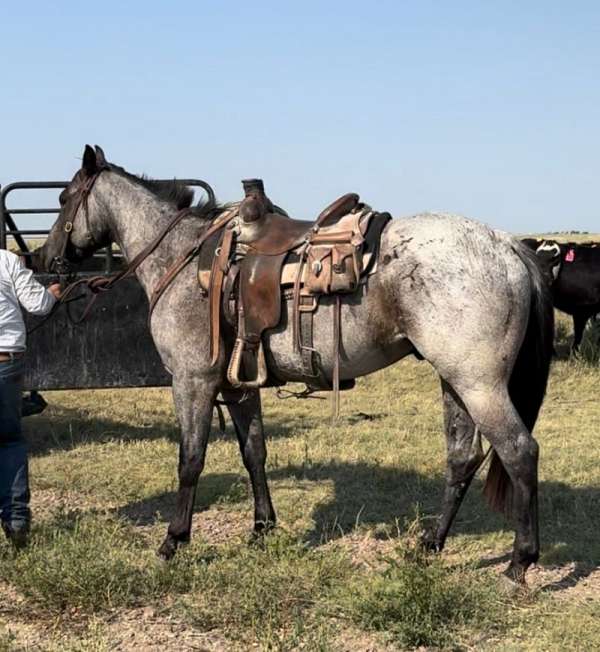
[201,180,390,414]
[237,192,360,255]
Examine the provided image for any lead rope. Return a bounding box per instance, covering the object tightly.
[26,290,85,335]
[30,205,195,333]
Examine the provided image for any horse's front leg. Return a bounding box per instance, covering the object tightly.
[158,375,218,560]
[423,380,486,552]
[222,388,276,534]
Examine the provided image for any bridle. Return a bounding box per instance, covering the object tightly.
[50,167,107,276]
[43,167,235,329]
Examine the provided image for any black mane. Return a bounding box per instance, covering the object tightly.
[138,176,195,210]
[110,165,220,216]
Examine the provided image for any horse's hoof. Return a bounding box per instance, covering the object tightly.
[255,520,276,535]
[257,519,276,533]
[499,566,529,597]
[420,531,442,554]
[248,521,275,547]
[157,537,177,561]
[248,532,266,548]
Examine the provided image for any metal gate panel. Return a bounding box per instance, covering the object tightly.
[23,275,171,391]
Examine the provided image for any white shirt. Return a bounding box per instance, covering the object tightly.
[0,249,56,352]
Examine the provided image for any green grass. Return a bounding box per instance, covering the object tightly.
[0,310,598,649]
[0,513,193,614]
[175,532,352,648]
[337,524,506,649]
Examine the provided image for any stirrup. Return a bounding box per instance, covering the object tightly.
[226,338,268,389]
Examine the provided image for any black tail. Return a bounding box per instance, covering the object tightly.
[483,241,554,515]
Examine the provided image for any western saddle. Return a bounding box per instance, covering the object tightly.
[198,179,390,415]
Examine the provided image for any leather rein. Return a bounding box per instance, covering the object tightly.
[49,168,236,328]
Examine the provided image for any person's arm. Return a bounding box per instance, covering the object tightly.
[11,259,58,316]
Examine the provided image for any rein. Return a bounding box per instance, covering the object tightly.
[43,190,239,330]
[147,207,238,321]
[55,205,195,325]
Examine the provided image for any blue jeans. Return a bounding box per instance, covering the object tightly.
[0,357,29,530]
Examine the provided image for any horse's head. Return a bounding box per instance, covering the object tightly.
[40,144,113,273]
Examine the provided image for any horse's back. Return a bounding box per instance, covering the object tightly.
[382,212,530,301]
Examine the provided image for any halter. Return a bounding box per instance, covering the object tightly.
[50,166,107,275]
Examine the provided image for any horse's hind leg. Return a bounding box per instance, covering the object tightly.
[459,386,540,582]
[158,375,218,561]
[423,380,486,552]
[222,388,276,533]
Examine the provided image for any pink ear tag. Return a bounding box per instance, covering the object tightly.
[565,249,575,262]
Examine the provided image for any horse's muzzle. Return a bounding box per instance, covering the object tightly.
[50,256,72,275]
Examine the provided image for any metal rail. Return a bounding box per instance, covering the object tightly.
[0,178,216,257]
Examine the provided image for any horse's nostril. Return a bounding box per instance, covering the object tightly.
[50,256,72,275]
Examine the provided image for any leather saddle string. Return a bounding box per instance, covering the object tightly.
[332,295,341,420]
[209,227,235,365]
[292,243,309,352]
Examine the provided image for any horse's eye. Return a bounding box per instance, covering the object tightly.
[59,191,67,207]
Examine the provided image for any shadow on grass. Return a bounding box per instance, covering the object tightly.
[275,461,600,575]
[23,402,313,457]
[315,462,598,557]
[112,457,600,588]
[116,472,244,526]
[24,404,179,455]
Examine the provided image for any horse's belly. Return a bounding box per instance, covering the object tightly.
[264,293,414,384]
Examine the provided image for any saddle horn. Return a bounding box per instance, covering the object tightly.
[239,178,273,224]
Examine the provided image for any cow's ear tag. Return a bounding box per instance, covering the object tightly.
[565,249,575,262]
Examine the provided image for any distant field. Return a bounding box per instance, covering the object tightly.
[527,232,600,243]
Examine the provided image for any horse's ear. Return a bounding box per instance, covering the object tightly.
[82,145,97,176]
[94,145,107,168]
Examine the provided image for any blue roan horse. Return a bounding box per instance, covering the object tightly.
[40,146,553,583]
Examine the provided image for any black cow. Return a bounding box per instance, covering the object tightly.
[523,238,600,351]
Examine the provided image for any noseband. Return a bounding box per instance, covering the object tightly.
[50,167,106,275]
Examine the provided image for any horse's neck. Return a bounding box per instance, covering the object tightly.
[101,178,193,297]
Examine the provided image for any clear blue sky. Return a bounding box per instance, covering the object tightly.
[2,1,599,233]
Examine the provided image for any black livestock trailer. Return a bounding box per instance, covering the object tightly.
[0,178,211,392]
